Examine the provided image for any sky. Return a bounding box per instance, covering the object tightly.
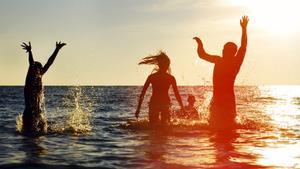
[0,0,299,85]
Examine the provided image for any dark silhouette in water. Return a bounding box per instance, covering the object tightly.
[175,95,199,119]
[194,16,249,129]
[21,41,66,135]
[135,51,185,127]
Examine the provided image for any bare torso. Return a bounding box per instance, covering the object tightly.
[148,72,175,105]
[210,58,242,127]
[23,65,46,134]
[213,59,239,98]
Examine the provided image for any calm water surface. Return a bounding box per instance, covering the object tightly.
[0,86,299,168]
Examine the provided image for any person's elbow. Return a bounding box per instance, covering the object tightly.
[199,55,206,60]
[197,52,206,59]
[199,53,210,61]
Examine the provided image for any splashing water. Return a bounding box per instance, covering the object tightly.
[122,89,274,131]
[16,113,23,133]
[16,86,93,135]
[50,86,93,135]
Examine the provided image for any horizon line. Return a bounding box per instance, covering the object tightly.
[1,84,299,87]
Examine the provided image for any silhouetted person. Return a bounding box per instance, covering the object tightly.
[193,16,249,129]
[21,41,66,135]
[176,95,199,119]
[135,51,185,127]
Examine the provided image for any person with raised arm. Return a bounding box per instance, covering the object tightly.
[193,16,249,130]
[21,41,66,135]
[135,51,185,127]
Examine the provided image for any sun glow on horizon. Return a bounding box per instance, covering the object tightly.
[230,0,300,35]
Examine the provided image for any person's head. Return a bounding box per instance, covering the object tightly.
[222,42,237,59]
[31,62,43,74]
[139,51,171,73]
[187,95,196,106]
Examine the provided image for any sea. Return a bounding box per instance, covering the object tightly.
[0,86,299,169]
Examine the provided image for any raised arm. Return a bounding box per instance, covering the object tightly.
[21,42,34,65]
[193,37,221,63]
[171,77,184,111]
[235,15,249,66]
[135,76,151,119]
[42,42,66,75]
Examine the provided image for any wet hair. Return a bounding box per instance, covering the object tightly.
[139,51,171,74]
[32,62,43,72]
[187,95,196,104]
[223,42,238,58]
[34,62,43,69]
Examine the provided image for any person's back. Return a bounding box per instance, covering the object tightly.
[149,72,174,105]
[213,60,237,93]
[24,62,43,110]
[23,62,45,134]
[212,57,244,110]
[211,48,246,127]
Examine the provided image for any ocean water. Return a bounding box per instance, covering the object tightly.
[0,86,299,169]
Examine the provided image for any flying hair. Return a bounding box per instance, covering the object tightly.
[138,50,171,74]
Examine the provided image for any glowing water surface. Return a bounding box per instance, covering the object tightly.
[0,86,299,168]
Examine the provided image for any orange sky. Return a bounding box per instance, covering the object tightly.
[0,0,299,85]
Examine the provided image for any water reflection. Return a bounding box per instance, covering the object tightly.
[20,137,47,164]
[210,130,259,168]
[211,131,237,164]
[144,131,168,165]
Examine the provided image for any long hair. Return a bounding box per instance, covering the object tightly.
[138,51,171,74]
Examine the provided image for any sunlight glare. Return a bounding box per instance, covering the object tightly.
[230,0,300,35]
[254,145,300,168]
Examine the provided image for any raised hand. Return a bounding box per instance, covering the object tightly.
[193,37,203,46]
[21,42,32,53]
[56,41,66,50]
[240,15,249,29]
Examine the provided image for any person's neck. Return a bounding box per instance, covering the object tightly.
[158,70,167,74]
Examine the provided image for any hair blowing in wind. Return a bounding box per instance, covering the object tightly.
[138,51,171,73]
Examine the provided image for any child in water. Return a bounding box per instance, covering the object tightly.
[176,95,199,119]
[21,41,66,135]
[135,51,185,126]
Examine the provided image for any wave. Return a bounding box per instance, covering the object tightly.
[292,97,300,105]
[120,117,273,131]
[253,96,281,102]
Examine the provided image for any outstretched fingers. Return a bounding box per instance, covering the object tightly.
[21,42,27,48]
[21,42,31,52]
[243,15,249,23]
[56,41,67,49]
[240,15,249,28]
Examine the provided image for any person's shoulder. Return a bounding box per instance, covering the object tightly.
[148,73,159,81]
[149,72,159,78]
[166,74,175,79]
[169,74,176,82]
[147,74,154,80]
